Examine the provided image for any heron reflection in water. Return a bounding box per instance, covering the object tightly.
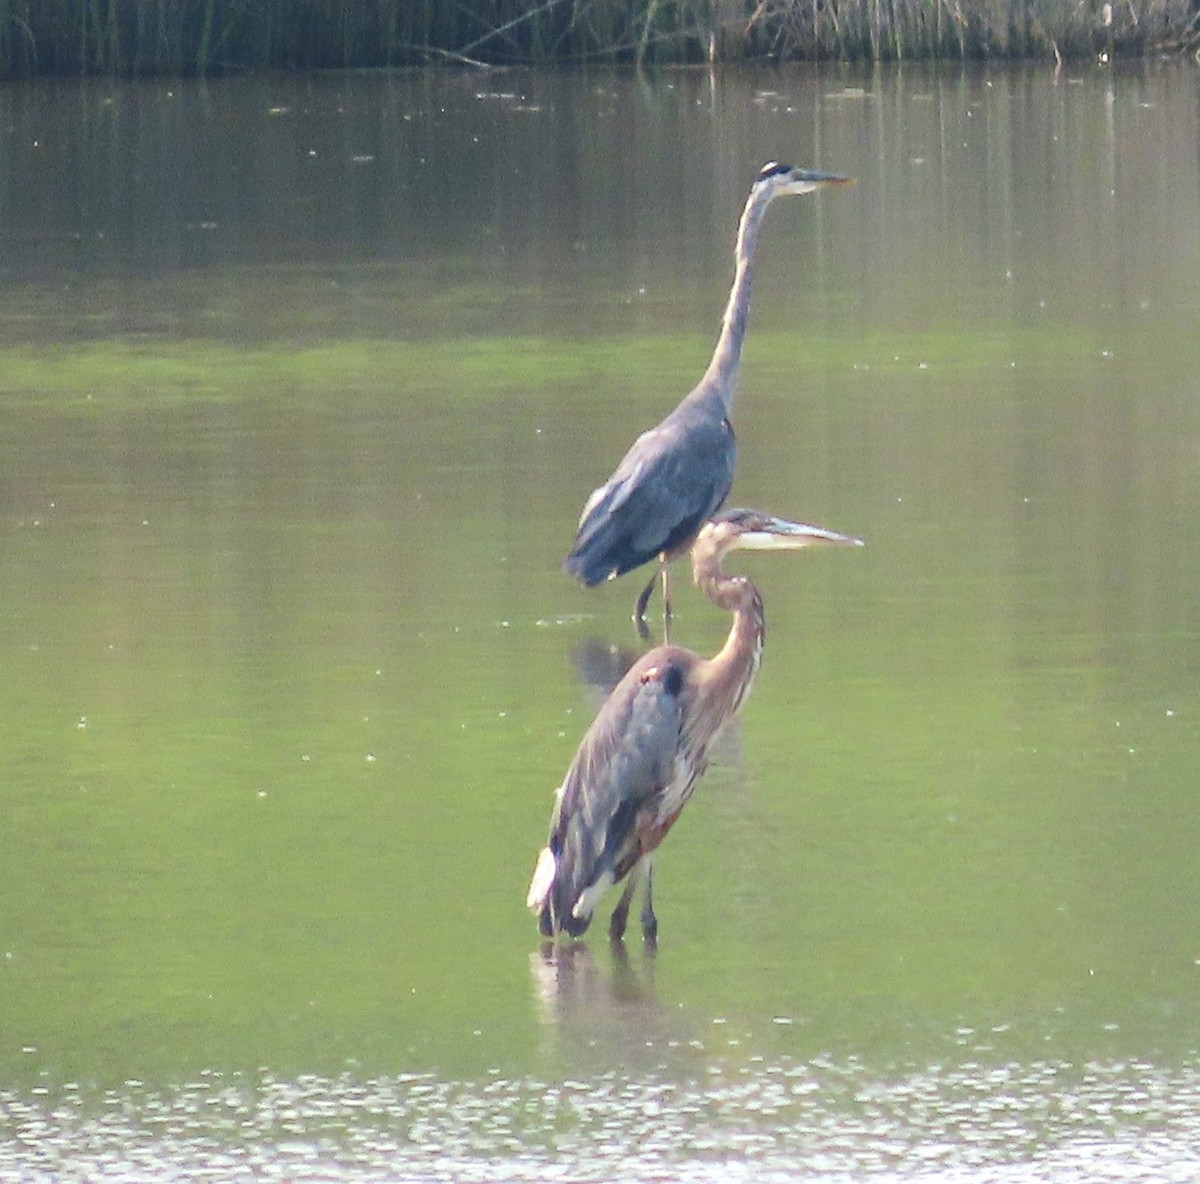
[529,508,863,943]
[562,162,853,630]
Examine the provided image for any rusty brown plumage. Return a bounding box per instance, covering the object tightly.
[528,508,863,943]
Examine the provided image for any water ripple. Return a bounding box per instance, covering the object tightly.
[2,1058,1199,1183]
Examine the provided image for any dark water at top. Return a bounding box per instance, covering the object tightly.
[1,62,1199,1180]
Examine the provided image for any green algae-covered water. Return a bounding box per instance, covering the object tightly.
[2,63,1199,1181]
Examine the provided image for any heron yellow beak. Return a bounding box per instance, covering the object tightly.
[738,516,864,551]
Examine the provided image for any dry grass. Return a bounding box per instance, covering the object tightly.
[744,0,1198,60]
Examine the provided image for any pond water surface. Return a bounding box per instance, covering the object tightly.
[1,62,1199,1181]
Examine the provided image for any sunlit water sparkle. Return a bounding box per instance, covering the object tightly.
[3,1058,1199,1183]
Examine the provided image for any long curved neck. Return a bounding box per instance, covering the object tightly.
[695,185,774,409]
[694,558,766,722]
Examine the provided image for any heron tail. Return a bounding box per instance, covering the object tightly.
[526,846,557,914]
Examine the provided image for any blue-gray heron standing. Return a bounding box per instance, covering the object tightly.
[529,508,863,942]
[562,162,853,627]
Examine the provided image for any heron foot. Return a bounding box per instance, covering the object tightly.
[608,908,628,942]
[640,908,658,946]
[609,890,634,942]
[640,862,657,943]
[633,574,656,630]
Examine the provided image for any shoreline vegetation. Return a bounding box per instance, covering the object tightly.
[1,1,1199,77]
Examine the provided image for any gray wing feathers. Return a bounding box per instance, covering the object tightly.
[622,420,733,554]
[565,412,735,583]
[550,670,683,905]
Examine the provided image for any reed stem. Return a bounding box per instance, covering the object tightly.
[0,0,1195,77]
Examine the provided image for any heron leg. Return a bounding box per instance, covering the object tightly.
[633,572,657,633]
[640,858,658,945]
[609,863,642,942]
[660,564,673,643]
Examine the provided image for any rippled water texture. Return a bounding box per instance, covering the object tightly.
[5,1058,1200,1182]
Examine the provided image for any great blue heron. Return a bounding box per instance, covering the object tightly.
[529,508,863,942]
[562,162,853,628]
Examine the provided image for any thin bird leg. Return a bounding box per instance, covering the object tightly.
[634,557,672,641]
[658,562,674,644]
[633,572,657,631]
[640,857,658,945]
[609,862,643,941]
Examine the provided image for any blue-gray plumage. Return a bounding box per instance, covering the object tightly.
[563,409,735,587]
[530,508,864,943]
[541,661,686,939]
[562,162,853,625]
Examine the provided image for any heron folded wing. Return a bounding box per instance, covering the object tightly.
[564,414,734,584]
[547,661,687,929]
[626,416,734,560]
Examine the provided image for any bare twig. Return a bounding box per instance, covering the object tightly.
[456,0,570,57]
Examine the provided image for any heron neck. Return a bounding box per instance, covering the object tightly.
[697,190,770,408]
[694,564,766,719]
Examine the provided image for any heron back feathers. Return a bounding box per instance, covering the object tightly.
[563,406,735,586]
[530,655,691,936]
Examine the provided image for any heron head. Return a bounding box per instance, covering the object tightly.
[704,507,864,556]
[756,161,854,198]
